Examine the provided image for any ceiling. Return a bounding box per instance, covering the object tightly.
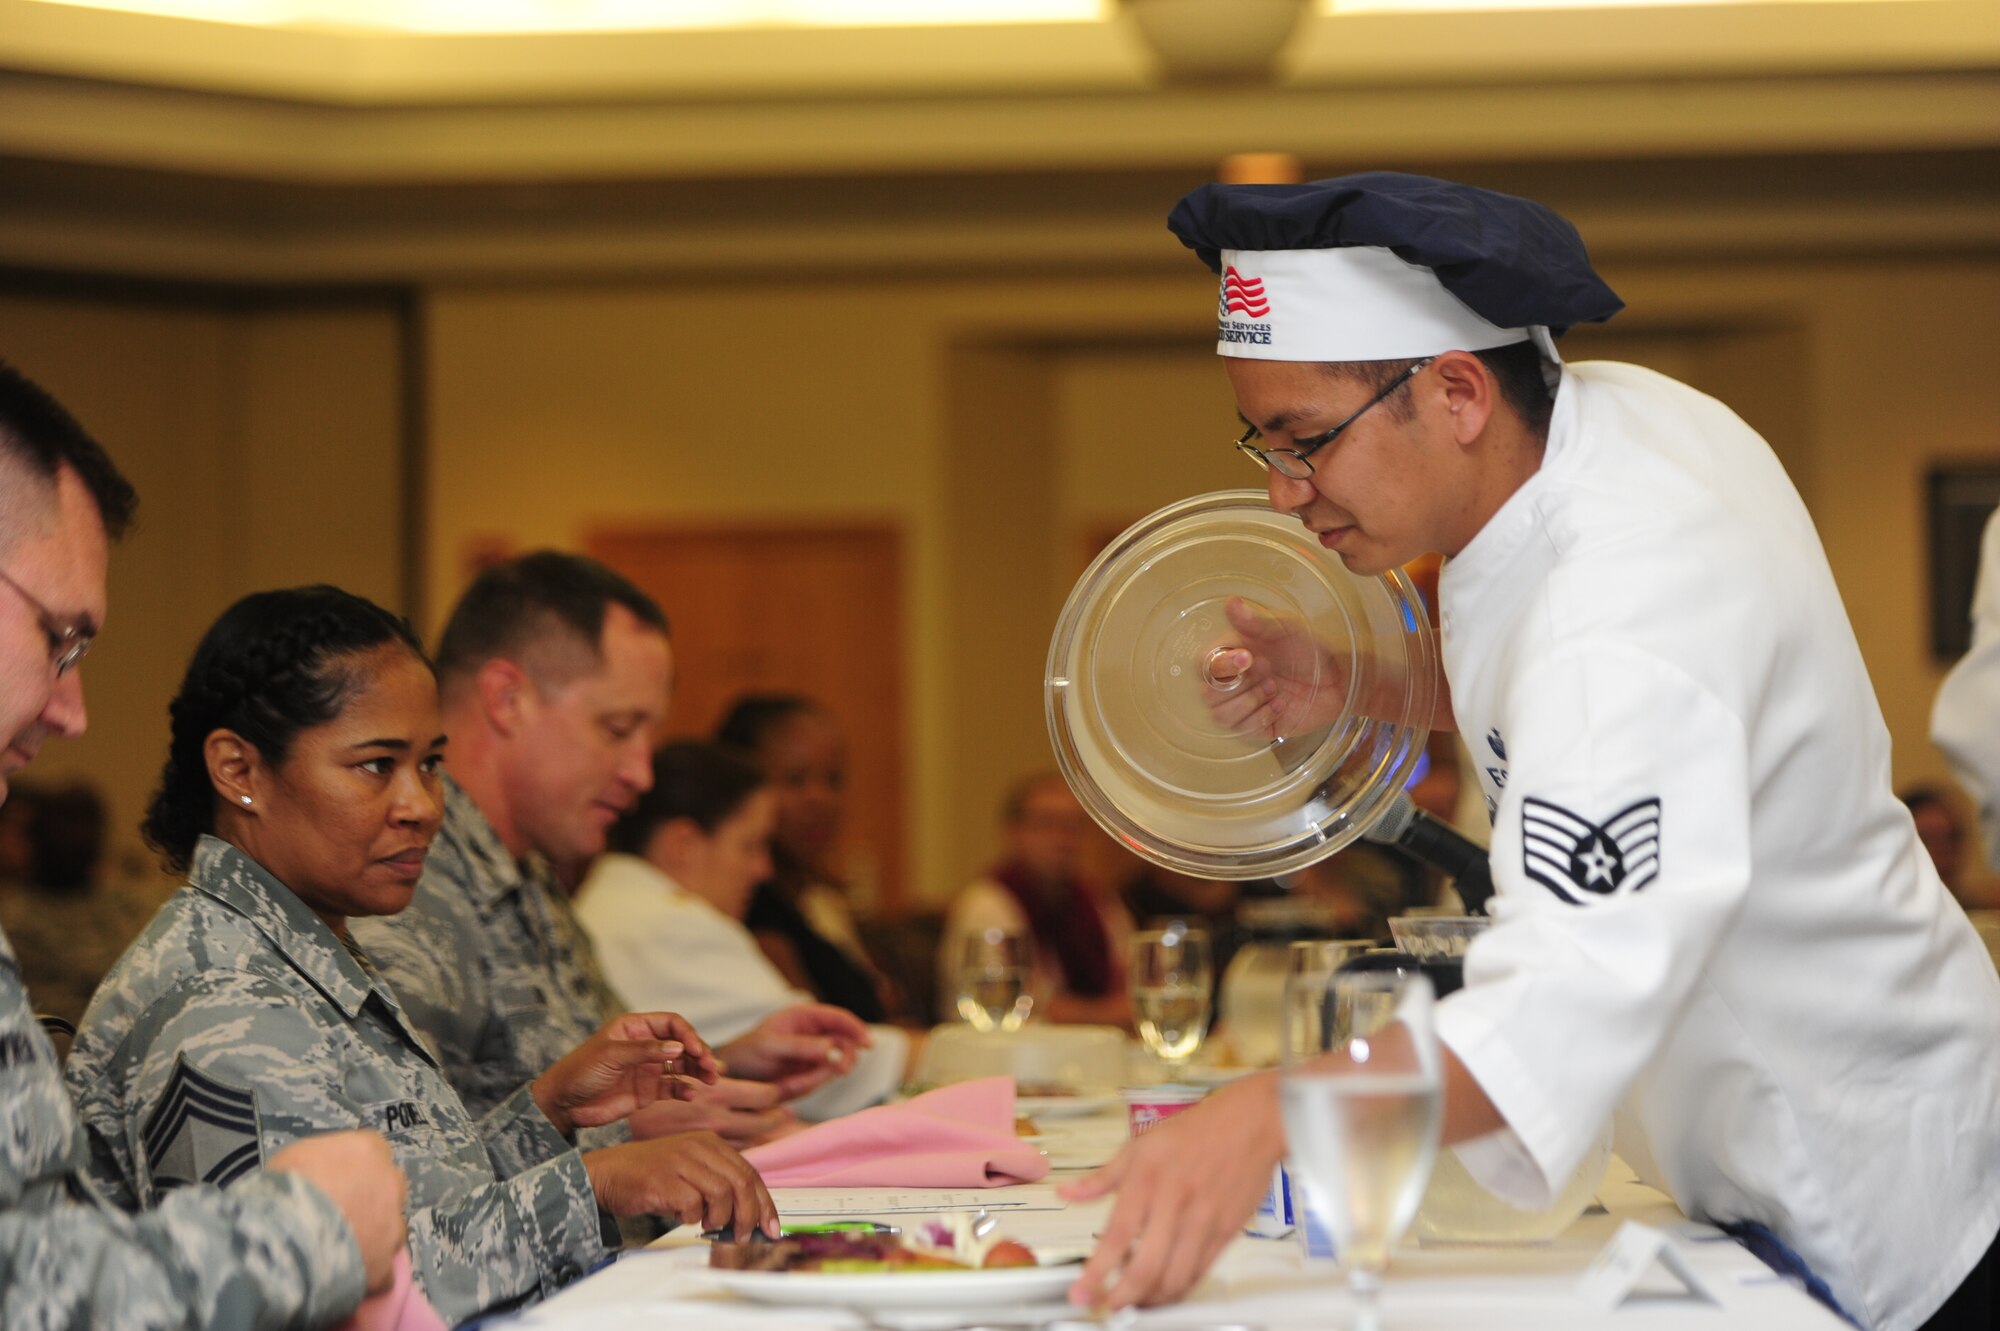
[1,0,1995,284]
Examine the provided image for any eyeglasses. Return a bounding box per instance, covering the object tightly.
[0,567,95,676]
[1234,356,1435,480]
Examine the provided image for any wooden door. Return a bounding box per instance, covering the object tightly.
[586,525,906,911]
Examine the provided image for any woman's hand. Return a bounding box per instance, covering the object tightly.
[627,1075,801,1148]
[582,1133,781,1240]
[716,1003,870,1100]
[531,1011,718,1135]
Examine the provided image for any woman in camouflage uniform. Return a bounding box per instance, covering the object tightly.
[66,587,775,1324]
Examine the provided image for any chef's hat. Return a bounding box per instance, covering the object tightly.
[1167,171,1623,364]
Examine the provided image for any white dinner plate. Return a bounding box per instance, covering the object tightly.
[708,1260,1080,1310]
[1016,1094,1119,1118]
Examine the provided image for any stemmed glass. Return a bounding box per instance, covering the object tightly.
[1280,966,1443,1331]
[1280,940,1371,1061]
[1129,925,1213,1070]
[955,927,1035,1032]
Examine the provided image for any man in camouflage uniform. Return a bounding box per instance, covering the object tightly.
[0,359,406,1327]
[355,554,866,1148]
[360,776,625,1129]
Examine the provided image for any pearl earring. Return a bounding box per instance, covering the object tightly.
[240,795,253,806]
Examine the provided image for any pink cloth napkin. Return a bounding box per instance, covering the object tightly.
[336,1250,447,1331]
[742,1076,1049,1187]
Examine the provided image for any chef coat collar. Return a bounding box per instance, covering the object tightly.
[1438,363,1581,620]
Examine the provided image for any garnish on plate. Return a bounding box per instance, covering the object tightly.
[709,1217,1039,1273]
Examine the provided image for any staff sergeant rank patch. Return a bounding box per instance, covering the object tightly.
[142,1055,264,1192]
[1522,797,1661,905]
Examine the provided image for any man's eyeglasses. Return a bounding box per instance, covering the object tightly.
[0,568,94,676]
[1234,356,1435,480]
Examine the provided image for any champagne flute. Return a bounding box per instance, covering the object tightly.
[1280,967,1442,1331]
[955,927,1035,1032]
[1129,925,1213,1069]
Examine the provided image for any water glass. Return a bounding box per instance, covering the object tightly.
[955,928,1034,1032]
[1280,939,1372,1061]
[1129,925,1213,1068]
[1280,966,1442,1331]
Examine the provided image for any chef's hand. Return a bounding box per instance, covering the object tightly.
[532,1011,717,1135]
[1204,598,1352,741]
[582,1133,780,1240]
[717,1003,870,1100]
[627,1075,801,1147]
[1061,1071,1285,1310]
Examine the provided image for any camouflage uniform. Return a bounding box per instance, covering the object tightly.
[3,915,363,1330]
[352,779,622,1129]
[65,837,614,1326]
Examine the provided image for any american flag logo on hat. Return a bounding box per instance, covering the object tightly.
[1221,266,1270,318]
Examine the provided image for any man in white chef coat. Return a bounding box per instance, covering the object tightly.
[1064,172,2000,1331]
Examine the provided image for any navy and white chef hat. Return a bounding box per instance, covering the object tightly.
[1167,171,1623,364]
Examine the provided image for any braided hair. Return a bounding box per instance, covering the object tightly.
[143,585,431,873]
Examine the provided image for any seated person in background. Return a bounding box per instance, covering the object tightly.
[1282,844,1417,943]
[717,693,904,1023]
[354,554,864,1154]
[0,780,162,1031]
[578,741,909,1123]
[67,586,778,1324]
[939,772,1132,1027]
[1901,783,2000,910]
[1121,863,1242,936]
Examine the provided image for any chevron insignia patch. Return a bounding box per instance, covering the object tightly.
[142,1055,264,1192]
[1521,796,1662,905]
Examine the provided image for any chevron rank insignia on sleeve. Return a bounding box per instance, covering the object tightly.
[1522,796,1662,905]
[142,1054,265,1192]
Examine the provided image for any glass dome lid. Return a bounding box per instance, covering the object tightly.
[1046,490,1437,880]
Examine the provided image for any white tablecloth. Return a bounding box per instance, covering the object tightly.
[494,1112,1848,1331]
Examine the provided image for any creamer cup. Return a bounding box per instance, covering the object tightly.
[1121,1084,1205,1137]
[1295,1183,1339,1261]
[1246,1163,1295,1238]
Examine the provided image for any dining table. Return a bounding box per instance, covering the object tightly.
[486,1092,1850,1331]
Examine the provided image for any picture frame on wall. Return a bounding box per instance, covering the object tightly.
[1927,464,2000,662]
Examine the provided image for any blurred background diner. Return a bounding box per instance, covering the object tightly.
[1,0,1997,1040]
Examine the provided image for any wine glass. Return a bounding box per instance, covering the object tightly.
[1129,925,1213,1070]
[955,927,1035,1032]
[1280,966,1442,1331]
[1280,939,1369,1062]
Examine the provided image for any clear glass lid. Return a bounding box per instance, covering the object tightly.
[1046,490,1437,880]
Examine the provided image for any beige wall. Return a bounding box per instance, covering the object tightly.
[4,254,1993,899]
[2,293,407,880]
[422,254,2000,901]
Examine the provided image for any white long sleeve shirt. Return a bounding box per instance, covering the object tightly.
[574,854,905,1121]
[1433,361,2000,1331]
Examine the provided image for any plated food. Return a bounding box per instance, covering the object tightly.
[704,1219,1081,1310]
[710,1229,1037,1274]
